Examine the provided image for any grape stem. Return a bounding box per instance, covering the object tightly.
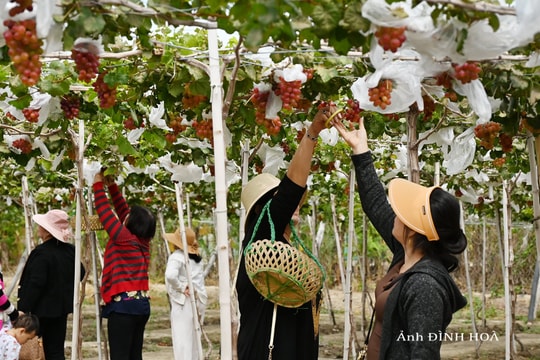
[325,109,343,128]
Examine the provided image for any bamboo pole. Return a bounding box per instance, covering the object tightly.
[21,176,33,253]
[85,193,105,360]
[230,141,249,360]
[158,212,171,257]
[482,218,487,328]
[501,181,514,359]
[186,192,192,229]
[208,26,233,358]
[461,221,480,355]
[174,182,204,359]
[361,214,369,338]
[71,120,84,360]
[330,194,346,287]
[6,177,33,297]
[526,134,540,321]
[343,167,356,359]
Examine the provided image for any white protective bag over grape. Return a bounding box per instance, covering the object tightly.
[351,43,425,114]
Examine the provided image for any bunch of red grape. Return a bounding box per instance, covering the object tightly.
[317,100,335,109]
[275,77,302,111]
[93,72,117,109]
[22,108,39,123]
[71,49,100,83]
[262,117,282,136]
[280,141,290,155]
[343,99,362,123]
[474,121,502,150]
[3,19,43,86]
[499,133,513,153]
[492,157,506,167]
[182,93,207,109]
[165,115,186,141]
[165,132,177,144]
[8,0,33,16]
[422,95,436,121]
[303,68,314,81]
[192,119,213,141]
[368,79,393,110]
[168,115,185,134]
[123,116,140,130]
[12,138,32,154]
[375,26,407,52]
[61,95,81,120]
[250,87,270,124]
[453,62,481,84]
[435,72,458,101]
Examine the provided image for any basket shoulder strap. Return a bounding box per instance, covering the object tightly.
[245,200,276,249]
[289,221,326,281]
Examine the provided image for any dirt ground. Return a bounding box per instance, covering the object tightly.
[73,283,540,360]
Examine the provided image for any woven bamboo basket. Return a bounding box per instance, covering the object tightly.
[244,238,324,308]
[70,214,103,231]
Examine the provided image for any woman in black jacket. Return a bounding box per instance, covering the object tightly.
[236,104,335,360]
[18,209,86,360]
[332,116,467,360]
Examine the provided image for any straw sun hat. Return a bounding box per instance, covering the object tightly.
[388,178,440,241]
[32,209,72,242]
[241,173,280,217]
[164,228,199,255]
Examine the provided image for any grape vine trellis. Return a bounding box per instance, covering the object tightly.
[2,0,540,359]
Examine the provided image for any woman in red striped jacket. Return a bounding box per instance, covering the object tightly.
[93,171,156,360]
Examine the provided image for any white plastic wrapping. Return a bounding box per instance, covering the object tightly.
[351,45,425,114]
[453,80,492,123]
[442,127,477,175]
[257,142,287,175]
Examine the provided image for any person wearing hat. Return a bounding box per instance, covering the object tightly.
[17,209,86,360]
[164,227,207,360]
[236,104,337,360]
[332,116,468,359]
[92,171,156,360]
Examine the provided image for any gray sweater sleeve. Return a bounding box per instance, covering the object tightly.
[351,152,402,258]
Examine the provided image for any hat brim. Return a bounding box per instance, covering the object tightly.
[33,213,70,242]
[241,173,280,218]
[165,228,199,255]
[388,178,440,241]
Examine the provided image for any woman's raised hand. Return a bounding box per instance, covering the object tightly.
[310,103,340,136]
[331,116,369,155]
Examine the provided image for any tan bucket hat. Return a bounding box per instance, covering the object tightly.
[388,178,440,241]
[33,209,72,242]
[164,227,199,255]
[241,173,280,217]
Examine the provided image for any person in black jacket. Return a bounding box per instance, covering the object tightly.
[332,116,467,360]
[236,104,335,360]
[17,209,86,360]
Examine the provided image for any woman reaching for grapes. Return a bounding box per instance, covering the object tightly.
[236,104,337,360]
[331,115,468,360]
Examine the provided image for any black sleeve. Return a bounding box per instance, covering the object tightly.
[352,152,403,258]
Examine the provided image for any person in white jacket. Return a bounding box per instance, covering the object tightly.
[164,227,207,360]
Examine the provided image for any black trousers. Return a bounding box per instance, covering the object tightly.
[39,315,68,360]
[107,312,150,360]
